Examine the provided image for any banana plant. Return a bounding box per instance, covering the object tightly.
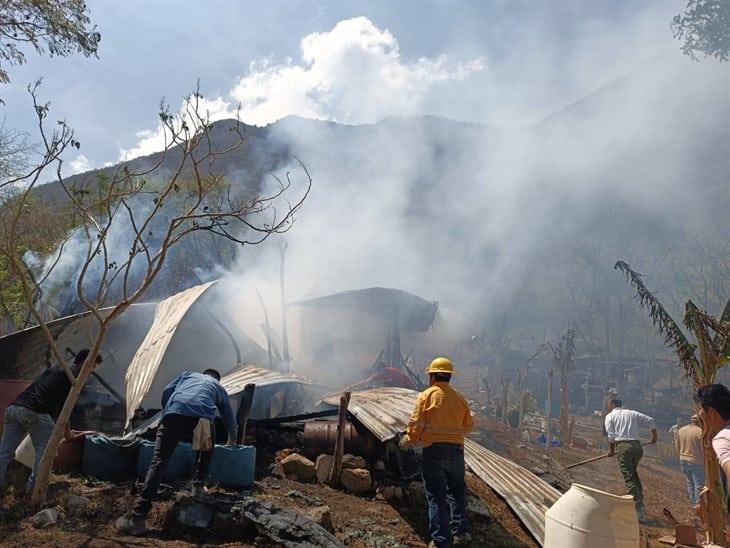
[616,260,730,543]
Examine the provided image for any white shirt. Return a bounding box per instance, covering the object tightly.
[604,407,656,442]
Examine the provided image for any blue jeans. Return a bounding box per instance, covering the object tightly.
[0,405,55,490]
[422,442,469,547]
[681,461,705,506]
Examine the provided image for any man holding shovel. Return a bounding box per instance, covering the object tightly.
[604,398,657,519]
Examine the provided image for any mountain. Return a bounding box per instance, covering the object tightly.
[28,54,730,359]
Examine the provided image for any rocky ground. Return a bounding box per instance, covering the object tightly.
[0,445,537,547]
[0,410,700,547]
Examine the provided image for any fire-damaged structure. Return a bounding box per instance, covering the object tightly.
[0,281,563,546]
[293,287,438,388]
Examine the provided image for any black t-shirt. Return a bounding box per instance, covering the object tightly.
[12,365,73,420]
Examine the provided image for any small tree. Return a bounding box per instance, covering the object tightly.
[547,329,576,443]
[616,260,729,543]
[0,83,311,504]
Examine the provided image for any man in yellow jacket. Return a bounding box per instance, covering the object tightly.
[401,357,474,547]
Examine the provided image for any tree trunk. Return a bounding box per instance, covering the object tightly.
[559,369,569,443]
[31,340,104,505]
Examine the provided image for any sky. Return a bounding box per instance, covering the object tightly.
[0,0,687,175]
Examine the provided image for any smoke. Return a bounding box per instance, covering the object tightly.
[27,13,729,382]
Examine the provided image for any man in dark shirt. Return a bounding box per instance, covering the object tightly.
[117,368,237,536]
[0,349,102,493]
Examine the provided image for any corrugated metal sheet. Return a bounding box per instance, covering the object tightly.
[220,365,310,393]
[322,387,559,546]
[463,439,559,545]
[127,365,311,437]
[125,281,218,426]
[0,304,155,383]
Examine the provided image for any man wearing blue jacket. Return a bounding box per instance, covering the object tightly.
[117,368,237,535]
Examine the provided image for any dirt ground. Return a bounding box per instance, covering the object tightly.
[0,412,699,547]
[472,414,701,547]
[0,453,537,547]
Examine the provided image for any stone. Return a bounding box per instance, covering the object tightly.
[281,453,316,482]
[30,507,62,528]
[373,460,386,471]
[315,454,333,484]
[340,468,372,495]
[302,505,333,532]
[66,494,89,514]
[233,497,343,547]
[377,486,396,499]
[172,500,215,528]
[342,454,367,470]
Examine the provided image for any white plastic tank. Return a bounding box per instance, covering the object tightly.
[544,483,639,548]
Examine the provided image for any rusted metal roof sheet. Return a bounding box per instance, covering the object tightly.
[220,365,311,393]
[0,304,155,383]
[125,281,218,427]
[322,387,559,546]
[322,387,417,442]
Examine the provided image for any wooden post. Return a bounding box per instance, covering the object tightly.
[236,384,256,444]
[279,243,291,373]
[255,286,274,370]
[546,368,554,455]
[327,391,351,486]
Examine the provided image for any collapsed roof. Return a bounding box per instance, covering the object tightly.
[293,287,438,333]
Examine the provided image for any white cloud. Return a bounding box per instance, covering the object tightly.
[118,17,484,159]
[232,17,484,125]
[67,154,94,175]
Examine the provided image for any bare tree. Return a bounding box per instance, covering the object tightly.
[0,82,311,504]
[616,261,729,543]
[0,0,100,85]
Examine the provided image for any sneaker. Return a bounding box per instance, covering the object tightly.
[116,515,146,536]
[453,532,473,545]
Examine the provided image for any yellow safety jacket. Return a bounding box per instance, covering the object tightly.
[405,382,473,447]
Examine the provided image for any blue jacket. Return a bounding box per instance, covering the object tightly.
[161,372,237,441]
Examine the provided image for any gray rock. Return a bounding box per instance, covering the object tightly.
[281,453,316,481]
[30,507,62,528]
[342,454,367,469]
[315,454,333,483]
[173,501,215,528]
[66,494,89,514]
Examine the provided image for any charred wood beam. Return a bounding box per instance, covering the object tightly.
[236,383,256,444]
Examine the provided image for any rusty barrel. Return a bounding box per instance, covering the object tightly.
[302,420,380,460]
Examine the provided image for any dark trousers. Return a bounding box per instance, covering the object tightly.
[133,413,215,517]
[616,440,644,511]
[422,442,469,547]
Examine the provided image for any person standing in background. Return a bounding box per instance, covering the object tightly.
[676,415,705,507]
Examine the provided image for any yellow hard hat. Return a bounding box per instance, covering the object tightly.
[426,357,454,374]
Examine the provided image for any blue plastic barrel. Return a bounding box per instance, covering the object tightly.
[136,440,194,481]
[82,434,141,482]
[208,445,256,488]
